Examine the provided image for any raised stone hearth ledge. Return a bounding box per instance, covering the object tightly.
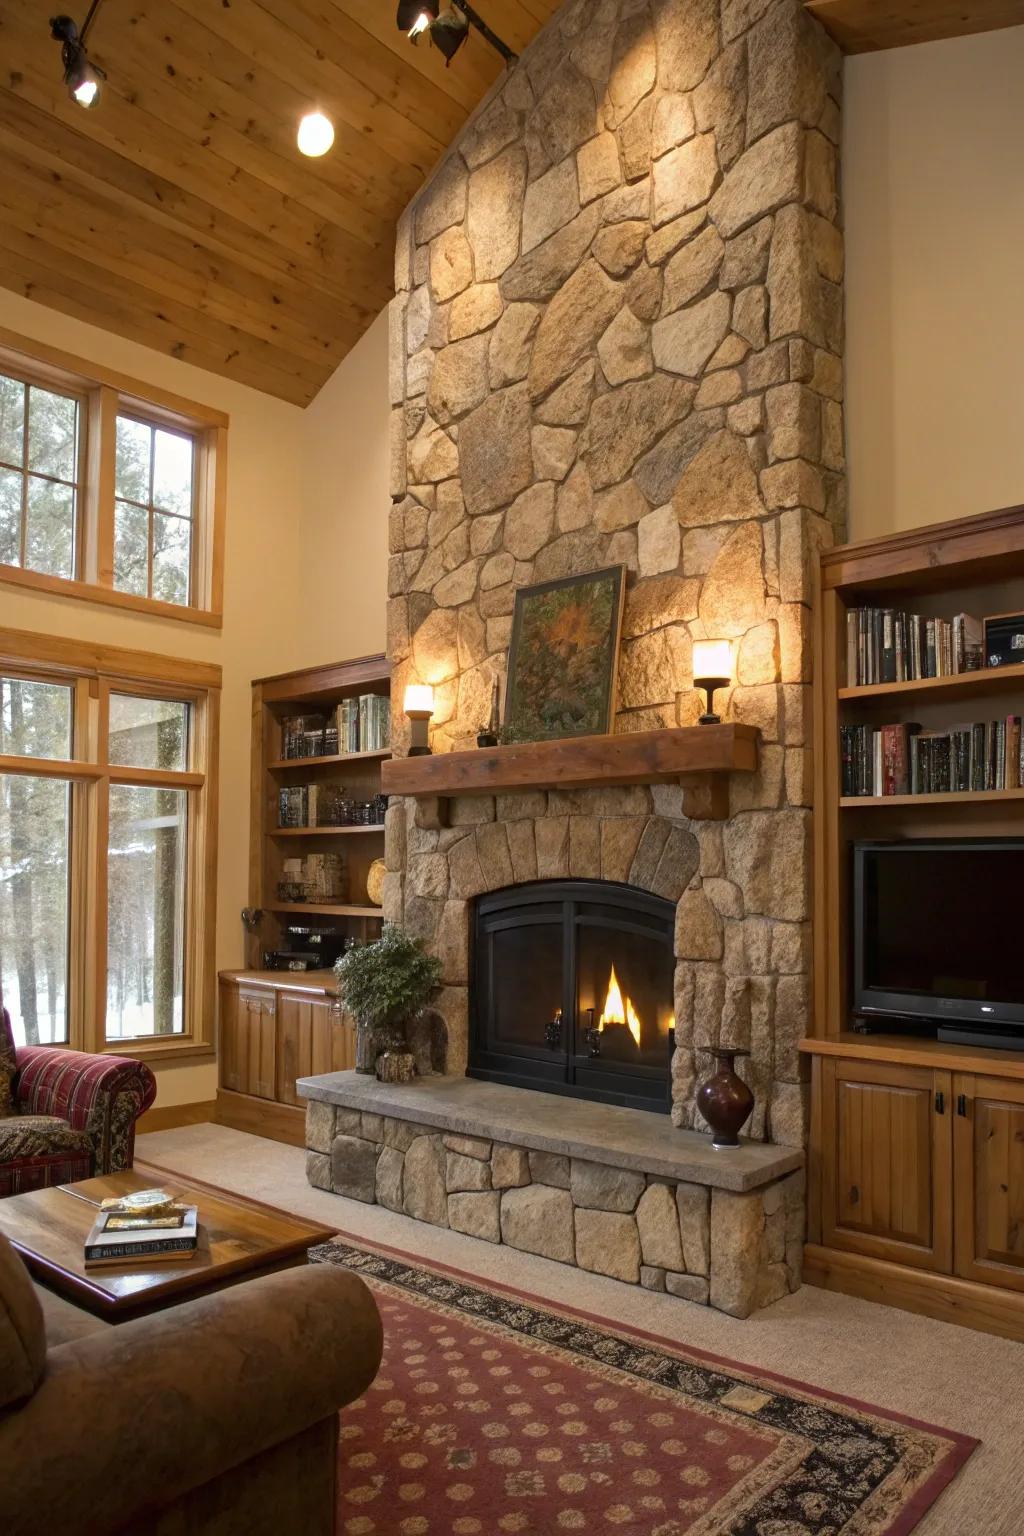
[382,724,758,820]
[300,1073,804,1317]
[298,1072,796,1191]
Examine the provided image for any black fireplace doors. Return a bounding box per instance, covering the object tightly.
[470,880,675,1112]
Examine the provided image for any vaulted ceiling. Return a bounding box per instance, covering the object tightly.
[0,0,1020,406]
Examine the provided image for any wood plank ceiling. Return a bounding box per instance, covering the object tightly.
[0,0,1020,405]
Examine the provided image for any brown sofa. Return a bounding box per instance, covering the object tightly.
[0,1232,383,1535]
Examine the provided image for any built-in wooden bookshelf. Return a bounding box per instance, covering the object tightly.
[806,505,1024,1342]
[248,654,391,965]
[217,655,391,1146]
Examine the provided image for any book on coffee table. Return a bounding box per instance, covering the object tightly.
[84,1204,199,1268]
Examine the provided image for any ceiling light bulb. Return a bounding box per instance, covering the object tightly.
[70,66,99,107]
[297,111,335,158]
[409,10,432,37]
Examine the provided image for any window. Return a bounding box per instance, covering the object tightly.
[0,329,226,626]
[0,373,82,580]
[0,633,219,1058]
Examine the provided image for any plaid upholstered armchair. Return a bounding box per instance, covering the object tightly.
[0,1006,156,1199]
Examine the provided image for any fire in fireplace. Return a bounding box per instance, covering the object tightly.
[470,881,675,1112]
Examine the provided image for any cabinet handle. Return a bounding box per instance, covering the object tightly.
[934,1090,945,1114]
[957,1093,968,1117]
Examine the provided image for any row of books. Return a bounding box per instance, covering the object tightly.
[278,786,387,828]
[280,696,391,760]
[846,609,983,686]
[841,717,1024,797]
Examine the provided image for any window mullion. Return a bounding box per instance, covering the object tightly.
[85,385,117,587]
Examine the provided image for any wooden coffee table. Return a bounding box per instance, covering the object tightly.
[0,1163,335,1321]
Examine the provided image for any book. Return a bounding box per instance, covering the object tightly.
[85,1204,198,1266]
[846,606,983,685]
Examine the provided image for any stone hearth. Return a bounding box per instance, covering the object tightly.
[300,1074,804,1318]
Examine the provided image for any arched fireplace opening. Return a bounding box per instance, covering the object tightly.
[469,880,675,1113]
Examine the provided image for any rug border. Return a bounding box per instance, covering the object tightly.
[319,1226,978,1536]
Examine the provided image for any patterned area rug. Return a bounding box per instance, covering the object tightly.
[311,1238,975,1536]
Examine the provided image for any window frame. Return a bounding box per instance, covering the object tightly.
[0,359,88,581]
[0,327,227,629]
[0,627,220,1061]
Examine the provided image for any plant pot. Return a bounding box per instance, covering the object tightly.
[696,1048,754,1150]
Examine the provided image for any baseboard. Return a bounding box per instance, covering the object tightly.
[216,1089,306,1147]
[804,1242,1024,1343]
[138,1099,217,1133]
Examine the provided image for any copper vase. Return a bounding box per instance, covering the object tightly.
[696,1048,754,1149]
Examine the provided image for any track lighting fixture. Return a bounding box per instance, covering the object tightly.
[50,4,106,108]
[396,1,516,67]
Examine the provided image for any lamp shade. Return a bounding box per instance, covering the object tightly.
[403,683,435,717]
[692,639,733,682]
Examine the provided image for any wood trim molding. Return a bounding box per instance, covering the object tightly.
[216,1088,306,1148]
[0,625,222,689]
[0,562,224,629]
[820,503,1024,590]
[137,1099,218,1133]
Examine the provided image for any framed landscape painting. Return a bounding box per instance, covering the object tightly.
[503,566,626,743]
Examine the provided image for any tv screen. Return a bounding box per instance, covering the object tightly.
[853,840,1024,1038]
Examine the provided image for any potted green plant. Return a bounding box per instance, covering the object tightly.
[334,925,442,1079]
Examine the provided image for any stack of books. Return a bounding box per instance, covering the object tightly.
[846,608,983,685]
[84,1187,198,1269]
[337,695,390,755]
[841,716,1024,797]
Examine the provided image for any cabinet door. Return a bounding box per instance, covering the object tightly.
[276,994,353,1106]
[221,987,276,1100]
[954,1074,1024,1292]
[822,1058,953,1271]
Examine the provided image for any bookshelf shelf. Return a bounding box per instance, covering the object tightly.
[839,787,1024,809]
[264,903,384,918]
[269,749,392,771]
[838,663,1024,705]
[270,824,385,838]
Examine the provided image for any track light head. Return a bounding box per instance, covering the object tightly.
[395,1,516,66]
[397,1,439,38]
[50,12,105,108]
[428,8,470,64]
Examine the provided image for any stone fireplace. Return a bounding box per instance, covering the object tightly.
[302,0,844,1317]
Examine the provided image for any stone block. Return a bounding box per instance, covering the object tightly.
[384,1117,422,1152]
[677,1184,711,1275]
[674,886,724,961]
[529,1150,571,1188]
[578,131,622,204]
[575,1209,641,1282]
[444,1133,491,1160]
[655,0,718,93]
[331,1136,378,1203]
[636,1183,685,1270]
[673,430,763,527]
[449,1190,502,1243]
[460,383,534,516]
[637,504,680,576]
[598,306,653,386]
[709,1188,764,1317]
[491,1144,531,1189]
[449,284,504,342]
[404,1134,449,1227]
[466,147,527,281]
[306,1151,331,1192]
[709,122,803,238]
[662,225,725,315]
[360,1113,384,1143]
[698,521,766,639]
[571,1159,645,1212]
[335,1107,363,1136]
[653,291,731,376]
[305,1100,336,1154]
[376,1146,405,1212]
[665,1272,710,1304]
[501,1184,575,1261]
[652,135,718,228]
[641,1265,667,1292]
[447,1150,492,1192]
[528,259,622,401]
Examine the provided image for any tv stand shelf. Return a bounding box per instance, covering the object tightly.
[802,1033,1024,1081]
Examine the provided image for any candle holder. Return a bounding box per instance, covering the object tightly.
[403,683,434,757]
[692,639,734,725]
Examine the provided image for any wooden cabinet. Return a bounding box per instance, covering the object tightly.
[219,984,277,1101]
[218,972,354,1143]
[954,1073,1024,1293]
[276,991,353,1107]
[820,1057,953,1272]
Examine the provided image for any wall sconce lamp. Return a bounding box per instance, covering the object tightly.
[404,684,435,756]
[397,2,516,67]
[50,5,106,108]
[692,640,734,726]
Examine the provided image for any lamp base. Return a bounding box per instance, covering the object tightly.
[694,677,730,726]
[408,745,432,757]
[698,712,721,726]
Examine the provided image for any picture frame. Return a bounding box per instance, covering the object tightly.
[503,565,626,743]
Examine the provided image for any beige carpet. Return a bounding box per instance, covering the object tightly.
[140,1122,1021,1535]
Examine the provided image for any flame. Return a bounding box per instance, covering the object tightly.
[599,965,642,1048]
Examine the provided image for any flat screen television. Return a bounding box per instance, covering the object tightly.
[852,839,1024,1047]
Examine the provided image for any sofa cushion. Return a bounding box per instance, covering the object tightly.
[0,1231,46,1409]
[0,1115,93,1164]
[0,1007,16,1118]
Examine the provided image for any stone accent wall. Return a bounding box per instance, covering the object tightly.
[306,1101,804,1319]
[385,0,844,1147]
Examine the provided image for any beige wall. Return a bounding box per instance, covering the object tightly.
[297,309,389,667]
[0,289,388,1105]
[843,26,1024,540]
